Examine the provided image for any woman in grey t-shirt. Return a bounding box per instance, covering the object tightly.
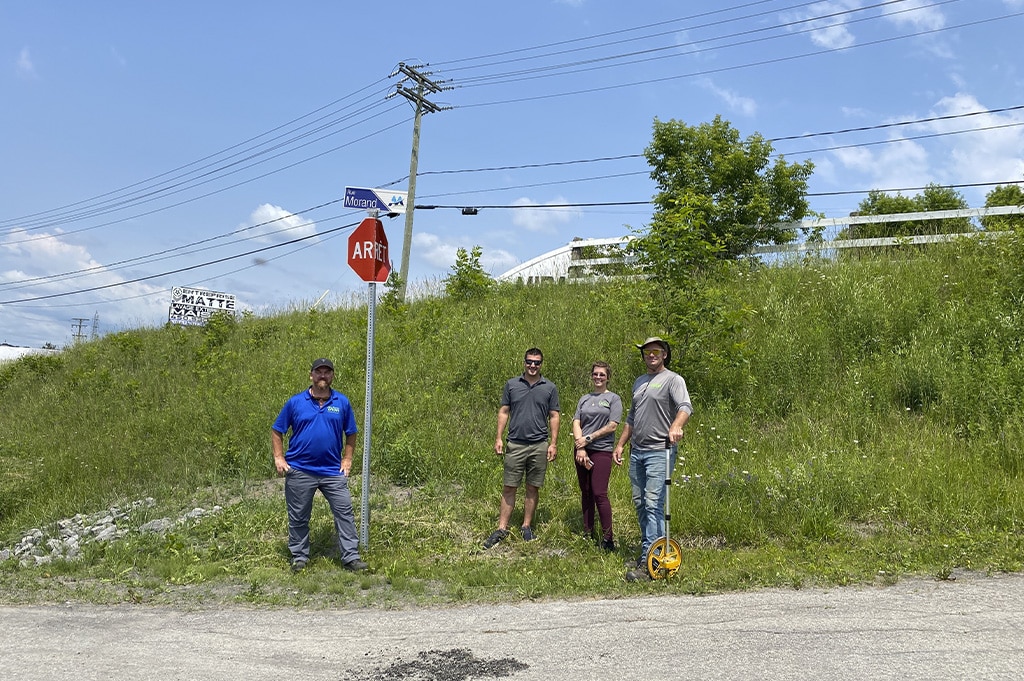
[571,361,623,551]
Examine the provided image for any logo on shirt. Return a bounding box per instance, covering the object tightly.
[598,399,611,408]
[327,406,341,414]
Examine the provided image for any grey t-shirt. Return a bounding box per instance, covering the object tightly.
[625,369,693,451]
[573,391,622,451]
[501,375,560,443]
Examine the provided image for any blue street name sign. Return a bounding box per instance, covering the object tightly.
[344,187,408,214]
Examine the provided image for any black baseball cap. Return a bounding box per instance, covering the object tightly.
[310,358,334,371]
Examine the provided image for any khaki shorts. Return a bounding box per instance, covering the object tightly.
[503,440,549,488]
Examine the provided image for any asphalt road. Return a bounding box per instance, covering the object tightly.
[3,572,1023,680]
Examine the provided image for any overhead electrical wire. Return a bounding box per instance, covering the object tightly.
[0,219,364,306]
[451,0,949,87]
[3,101,409,238]
[2,115,410,247]
[1,0,986,234]
[3,2,1021,307]
[455,9,1019,108]
[4,97,1020,294]
[0,81,394,230]
[433,0,785,68]
[0,198,358,292]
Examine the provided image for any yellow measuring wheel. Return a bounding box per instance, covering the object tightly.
[647,537,682,579]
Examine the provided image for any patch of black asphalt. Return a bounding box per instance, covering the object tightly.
[343,648,529,681]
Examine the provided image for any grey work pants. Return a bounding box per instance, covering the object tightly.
[284,468,361,564]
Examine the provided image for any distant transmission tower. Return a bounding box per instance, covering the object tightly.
[71,317,89,343]
[90,312,100,340]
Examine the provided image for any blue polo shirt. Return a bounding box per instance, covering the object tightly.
[272,389,358,476]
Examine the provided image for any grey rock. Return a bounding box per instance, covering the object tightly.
[140,519,174,534]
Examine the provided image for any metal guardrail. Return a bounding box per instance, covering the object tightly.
[497,206,1024,281]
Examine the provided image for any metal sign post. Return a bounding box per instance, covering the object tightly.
[347,207,392,549]
[360,277,377,547]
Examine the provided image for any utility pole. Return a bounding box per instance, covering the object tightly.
[70,318,89,343]
[387,63,450,301]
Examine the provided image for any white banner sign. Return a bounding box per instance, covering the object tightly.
[168,286,236,327]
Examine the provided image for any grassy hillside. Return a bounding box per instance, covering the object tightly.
[1,234,1022,606]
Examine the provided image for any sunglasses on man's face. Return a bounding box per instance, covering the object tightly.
[643,348,664,357]
[525,359,542,366]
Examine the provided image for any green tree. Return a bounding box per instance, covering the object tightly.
[379,270,408,315]
[981,184,1024,231]
[444,246,494,301]
[839,184,971,240]
[638,115,815,267]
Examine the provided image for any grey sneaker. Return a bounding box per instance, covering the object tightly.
[343,559,368,572]
[290,559,307,573]
[625,567,652,582]
[483,528,509,549]
[520,526,536,542]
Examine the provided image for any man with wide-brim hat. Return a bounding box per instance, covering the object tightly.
[613,336,693,581]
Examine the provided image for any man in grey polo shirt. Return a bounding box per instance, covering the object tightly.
[484,347,561,548]
[613,337,692,581]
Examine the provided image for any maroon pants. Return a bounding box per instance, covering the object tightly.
[575,449,613,541]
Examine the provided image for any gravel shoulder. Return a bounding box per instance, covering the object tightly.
[3,571,1023,681]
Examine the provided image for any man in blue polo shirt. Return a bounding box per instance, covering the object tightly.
[484,347,560,548]
[272,357,368,573]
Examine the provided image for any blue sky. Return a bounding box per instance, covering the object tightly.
[2,0,1023,347]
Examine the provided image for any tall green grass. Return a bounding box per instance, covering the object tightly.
[1,234,1022,605]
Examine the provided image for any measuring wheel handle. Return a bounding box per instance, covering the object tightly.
[645,439,681,579]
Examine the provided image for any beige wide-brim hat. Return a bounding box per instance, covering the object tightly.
[635,337,670,353]
[636,336,671,364]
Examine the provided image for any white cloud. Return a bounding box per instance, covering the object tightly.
[831,137,931,193]
[0,229,167,347]
[785,1,860,50]
[699,79,757,117]
[241,204,317,244]
[786,0,948,51]
[881,0,946,31]
[510,196,582,233]
[478,247,519,275]
[1003,0,1024,8]
[827,93,1024,206]
[923,93,1024,199]
[412,232,457,270]
[412,231,518,275]
[16,47,37,79]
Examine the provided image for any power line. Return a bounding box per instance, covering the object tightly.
[455,8,1018,108]
[2,0,987,236]
[0,219,364,305]
[0,82,393,230]
[390,105,1024,183]
[452,0,942,88]
[2,116,410,246]
[0,198,356,292]
[3,3,1019,308]
[5,98,1019,292]
[413,178,1024,212]
[4,0,1007,246]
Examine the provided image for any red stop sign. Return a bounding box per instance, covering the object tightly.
[347,217,391,283]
